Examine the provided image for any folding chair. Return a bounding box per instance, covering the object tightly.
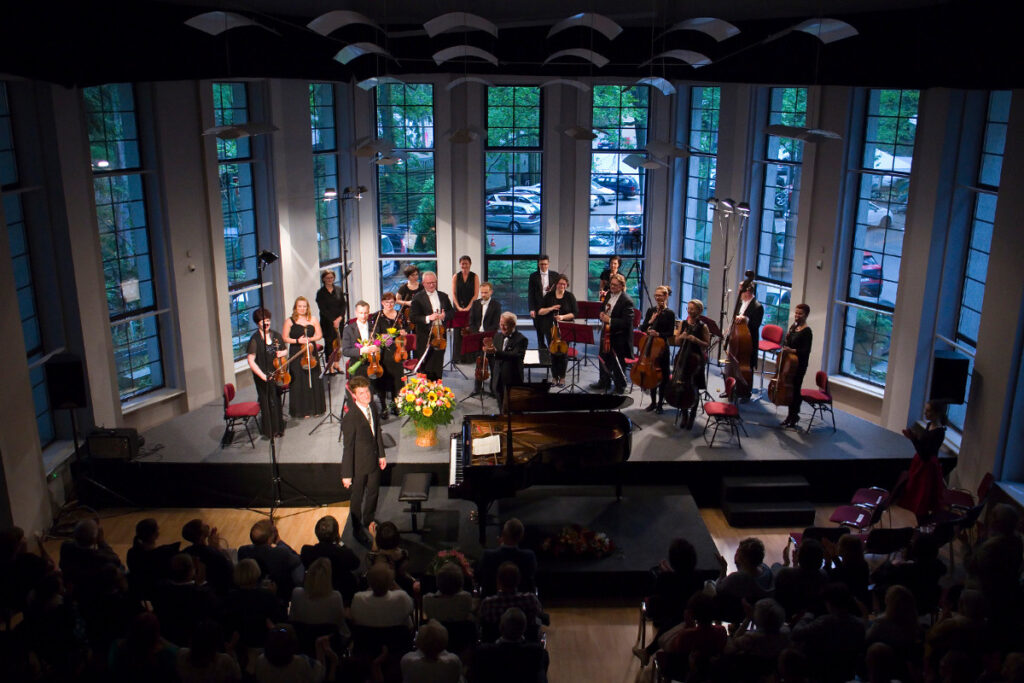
[222,383,260,448]
[801,371,836,433]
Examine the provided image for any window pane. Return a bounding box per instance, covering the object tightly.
[83,83,141,171]
[840,306,892,385]
[213,82,250,160]
[378,151,435,256]
[678,86,720,312]
[485,258,539,317]
[380,259,435,298]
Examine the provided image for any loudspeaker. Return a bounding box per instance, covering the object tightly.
[87,428,142,461]
[45,353,87,409]
[930,350,970,405]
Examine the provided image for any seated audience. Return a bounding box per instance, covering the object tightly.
[723,597,791,665]
[237,518,305,602]
[222,558,287,653]
[713,536,773,622]
[865,584,922,666]
[366,521,414,595]
[790,583,866,683]
[351,562,414,628]
[181,517,236,597]
[639,537,704,660]
[58,518,122,599]
[656,592,727,682]
[825,533,870,610]
[300,515,360,605]
[924,588,989,680]
[253,624,338,683]
[423,561,475,623]
[477,518,537,597]
[967,502,1024,625]
[108,611,179,683]
[0,525,54,616]
[125,517,180,601]
[151,552,220,647]
[20,571,91,679]
[478,562,543,641]
[176,618,241,683]
[289,557,350,640]
[400,619,463,683]
[773,538,826,619]
[871,532,946,615]
[863,642,901,683]
[470,607,549,683]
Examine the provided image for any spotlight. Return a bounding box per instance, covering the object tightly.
[257,250,279,265]
[95,159,110,169]
[323,187,338,200]
[737,202,751,217]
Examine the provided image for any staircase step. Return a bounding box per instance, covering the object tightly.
[721,475,811,503]
[722,500,816,528]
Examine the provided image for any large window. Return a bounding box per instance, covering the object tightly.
[2,82,54,444]
[946,90,1010,431]
[485,86,542,315]
[839,89,919,386]
[589,85,649,301]
[214,82,262,360]
[755,87,807,328]
[678,86,720,311]
[84,83,164,400]
[376,84,435,293]
[310,83,340,269]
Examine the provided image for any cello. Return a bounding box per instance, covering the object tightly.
[630,312,666,390]
[665,319,702,412]
[768,340,799,406]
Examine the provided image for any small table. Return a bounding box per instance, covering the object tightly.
[524,348,552,382]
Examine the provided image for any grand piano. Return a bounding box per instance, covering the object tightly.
[448,383,632,542]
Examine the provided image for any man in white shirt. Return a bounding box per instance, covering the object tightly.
[410,271,454,381]
[528,256,560,350]
[468,282,502,395]
[341,377,387,546]
[351,563,414,628]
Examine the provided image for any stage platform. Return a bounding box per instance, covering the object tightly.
[341,484,720,599]
[72,360,953,509]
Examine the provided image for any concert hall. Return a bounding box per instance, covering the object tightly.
[1,2,1022,681]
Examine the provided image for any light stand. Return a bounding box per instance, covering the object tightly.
[252,249,318,520]
[706,197,750,360]
[329,185,367,322]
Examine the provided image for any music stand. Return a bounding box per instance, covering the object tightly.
[575,301,604,368]
[559,322,594,393]
[443,309,470,378]
[309,346,343,435]
[700,315,724,384]
[458,330,497,408]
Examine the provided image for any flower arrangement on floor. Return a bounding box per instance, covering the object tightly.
[427,549,475,581]
[396,374,456,428]
[540,524,615,559]
[348,330,399,377]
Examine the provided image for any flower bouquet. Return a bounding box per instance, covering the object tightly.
[396,374,456,446]
[427,549,475,581]
[349,332,397,377]
[539,524,615,560]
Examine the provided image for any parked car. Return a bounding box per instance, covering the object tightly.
[485,201,541,233]
[590,182,615,205]
[380,236,398,277]
[864,201,893,230]
[613,213,643,253]
[858,252,882,297]
[380,224,410,253]
[588,226,617,255]
[593,174,639,198]
[486,191,541,211]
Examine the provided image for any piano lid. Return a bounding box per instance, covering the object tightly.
[504,382,629,413]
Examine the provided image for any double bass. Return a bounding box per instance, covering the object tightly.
[768,340,799,406]
[723,271,755,397]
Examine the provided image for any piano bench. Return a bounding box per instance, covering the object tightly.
[398,472,432,534]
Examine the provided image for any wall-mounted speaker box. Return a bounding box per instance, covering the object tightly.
[44,353,87,409]
[87,428,142,461]
[930,350,970,405]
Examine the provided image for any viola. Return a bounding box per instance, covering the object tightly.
[549,321,568,356]
[393,334,408,364]
[429,312,447,350]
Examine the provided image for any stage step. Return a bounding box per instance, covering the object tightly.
[722,500,816,528]
[721,475,811,503]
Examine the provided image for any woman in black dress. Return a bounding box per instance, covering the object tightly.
[639,285,677,413]
[780,303,813,428]
[315,270,346,369]
[284,297,326,418]
[673,299,711,429]
[599,255,622,297]
[246,308,288,438]
[396,265,421,352]
[451,255,479,362]
[371,292,406,417]
[539,274,578,386]
[898,401,948,524]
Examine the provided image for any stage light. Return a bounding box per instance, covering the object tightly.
[323,187,338,200]
[258,250,279,265]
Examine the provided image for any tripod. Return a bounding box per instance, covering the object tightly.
[442,309,470,378]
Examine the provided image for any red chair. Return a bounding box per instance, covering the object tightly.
[801,371,836,433]
[940,472,993,511]
[828,484,898,532]
[758,324,784,390]
[222,383,261,448]
[401,333,419,373]
[702,376,745,447]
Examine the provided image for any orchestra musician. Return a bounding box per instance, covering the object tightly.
[341,300,375,385]
[528,255,560,350]
[487,312,528,412]
[729,281,764,401]
[468,281,501,396]
[395,265,422,308]
[315,270,346,362]
[639,285,677,414]
[451,255,480,362]
[284,297,326,418]
[598,255,622,297]
[591,273,634,395]
[540,274,578,386]
[246,308,288,438]
[779,303,813,429]
[371,292,405,418]
[674,299,711,430]
[410,271,454,381]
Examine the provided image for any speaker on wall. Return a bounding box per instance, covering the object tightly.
[930,350,970,405]
[44,353,87,409]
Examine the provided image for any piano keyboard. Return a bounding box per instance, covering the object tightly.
[449,433,463,487]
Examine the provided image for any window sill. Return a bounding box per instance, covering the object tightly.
[996,482,1024,511]
[829,374,885,399]
[41,440,77,477]
[122,387,185,415]
[234,358,250,375]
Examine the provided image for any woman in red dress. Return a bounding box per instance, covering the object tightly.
[899,401,947,523]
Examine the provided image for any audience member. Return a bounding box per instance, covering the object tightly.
[423,561,475,623]
[151,552,220,647]
[181,517,235,597]
[58,518,122,599]
[222,558,287,653]
[723,597,791,663]
[773,538,826,619]
[400,619,463,683]
[470,607,549,683]
[924,588,990,679]
[351,562,414,628]
[0,525,53,615]
[253,624,338,683]
[176,618,241,683]
[825,533,870,609]
[108,611,179,683]
[790,583,866,683]
[871,531,946,615]
[865,584,921,661]
[863,642,901,683]
[20,571,90,679]
[713,536,773,622]
[477,518,537,596]
[967,503,1024,622]
[366,520,414,595]
[289,556,350,639]
[300,515,360,605]
[478,562,543,641]
[638,537,704,662]
[657,592,728,682]
[237,518,305,602]
[125,517,180,601]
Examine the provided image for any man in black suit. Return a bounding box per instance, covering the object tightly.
[488,312,528,411]
[477,518,538,597]
[299,515,360,605]
[236,518,304,602]
[527,255,559,349]
[731,282,764,400]
[468,281,501,395]
[591,273,634,394]
[342,376,388,546]
[410,271,454,381]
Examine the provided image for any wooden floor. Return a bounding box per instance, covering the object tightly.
[42,502,921,683]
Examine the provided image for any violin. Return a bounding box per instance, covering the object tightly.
[429,311,447,350]
[601,303,612,354]
[630,309,666,390]
[549,321,568,356]
[271,355,291,388]
[475,341,490,382]
[393,334,408,364]
[298,324,318,370]
[365,346,383,379]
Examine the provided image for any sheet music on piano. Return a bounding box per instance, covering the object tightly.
[472,434,502,455]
